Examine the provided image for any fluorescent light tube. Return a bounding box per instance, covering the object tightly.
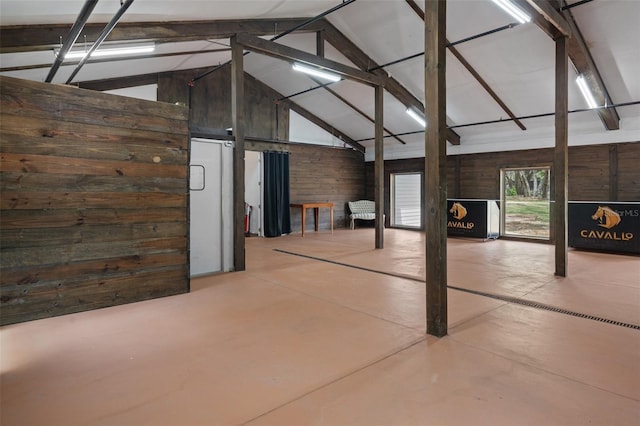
[576,75,598,109]
[61,44,155,60]
[491,0,531,24]
[406,108,426,128]
[292,63,341,82]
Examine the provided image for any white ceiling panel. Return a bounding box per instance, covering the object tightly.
[295,89,375,140]
[0,0,341,25]
[570,0,640,104]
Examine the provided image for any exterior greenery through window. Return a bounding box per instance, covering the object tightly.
[501,167,551,239]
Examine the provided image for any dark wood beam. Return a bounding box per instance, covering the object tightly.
[318,20,461,145]
[234,33,382,87]
[189,125,231,140]
[0,18,322,53]
[447,44,526,130]
[557,1,620,130]
[554,36,569,277]
[522,0,572,37]
[308,77,407,145]
[316,30,325,58]
[375,84,384,249]
[281,99,365,153]
[405,0,425,17]
[78,73,158,91]
[231,35,246,272]
[509,0,570,40]
[1,48,231,73]
[404,0,526,131]
[424,0,448,337]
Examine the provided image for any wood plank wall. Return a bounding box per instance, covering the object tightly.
[158,65,289,140]
[366,142,640,223]
[0,76,190,325]
[617,143,640,201]
[290,144,365,231]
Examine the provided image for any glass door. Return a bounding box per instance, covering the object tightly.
[501,167,551,239]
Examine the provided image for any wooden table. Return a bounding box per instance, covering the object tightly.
[290,202,334,237]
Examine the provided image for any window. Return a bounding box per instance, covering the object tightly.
[391,173,422,228]
[501,167,550,239]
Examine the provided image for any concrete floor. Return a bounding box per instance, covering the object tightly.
[1,229,639,425]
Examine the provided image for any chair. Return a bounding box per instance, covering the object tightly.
[348,200,377,229]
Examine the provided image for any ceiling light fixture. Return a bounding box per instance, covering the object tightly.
[406,107,426,128]
[292,63,341,82]
[576,75,598,109]
[58,43,155,60]
[491,0,531,24]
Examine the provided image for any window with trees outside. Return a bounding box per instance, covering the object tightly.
[501,167,550,239]
[391,172,422,229]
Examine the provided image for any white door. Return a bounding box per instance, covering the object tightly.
[244,151,263,236]
[189,138,233,276]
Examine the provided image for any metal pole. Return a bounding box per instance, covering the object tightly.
[65,0,135,84]
[45,0,98,83]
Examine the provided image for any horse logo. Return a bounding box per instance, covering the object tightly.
[450,202,467,220]
[591,206,621,229]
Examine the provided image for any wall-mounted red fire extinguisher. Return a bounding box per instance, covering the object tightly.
[244,203,251,234]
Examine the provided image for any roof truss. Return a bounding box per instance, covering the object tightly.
[518,0,619,130]
[405,0,526,132]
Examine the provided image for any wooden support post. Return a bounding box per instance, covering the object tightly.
[425,0,448,337]
[375,84,384,249]
[554,36,569,277]
[231,35,246,272]
[316,30,325,58]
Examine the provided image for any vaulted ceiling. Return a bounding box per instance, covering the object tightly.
[1,0,638,160]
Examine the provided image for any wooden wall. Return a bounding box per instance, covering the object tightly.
[366,142,640,225]
[616,143,640,201]
[290,144,366,231]
[0,76,190,325]
[157,65,289,140]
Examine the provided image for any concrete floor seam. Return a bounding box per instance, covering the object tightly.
[240,335,428,426]
[248,271,424,333]
[445,333,640,404]
[273,249,640,331]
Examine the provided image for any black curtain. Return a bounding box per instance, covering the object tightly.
[263,151,291,237]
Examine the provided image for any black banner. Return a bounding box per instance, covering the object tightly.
[447,199,489,238]
[568,202,639,254]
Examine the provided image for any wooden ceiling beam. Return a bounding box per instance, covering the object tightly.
[0,47,231,73]
[556,0,619,130]
[508,0,570,39]
[307,76,407,145]
[78,73,158,91]
[318,20,461,145]
[405,0,526,131]
[521,0,572,37]
[234,33,382,87]
[518,0,618,130]
[0,18,322,53]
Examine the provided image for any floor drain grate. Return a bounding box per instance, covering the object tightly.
[273,249,640,331]
[446,285,640,331]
